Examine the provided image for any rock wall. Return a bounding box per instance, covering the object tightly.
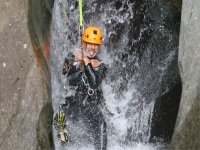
[0,0,54,149]
[170,0,182,9]
[170,0,200,149]
[26,0,54,149]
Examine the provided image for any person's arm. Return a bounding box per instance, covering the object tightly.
[62,53,74,75]
[67,64,82,86]
[62,58,71,75]
[62,53,82,86]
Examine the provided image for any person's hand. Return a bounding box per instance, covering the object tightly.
[73,52,90,65]
[73,52,83,60]
[91,59,101,68]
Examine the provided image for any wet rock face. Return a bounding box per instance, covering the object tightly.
[26,0,55,149]
[150,83,181,143]
[170,0,200,149]
[95,0,182,143]
[82,0,181,101]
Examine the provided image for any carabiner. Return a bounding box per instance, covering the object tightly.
[88,88,94,96]
[79,25,84,36]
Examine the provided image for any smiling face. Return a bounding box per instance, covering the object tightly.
[83,41,100,58]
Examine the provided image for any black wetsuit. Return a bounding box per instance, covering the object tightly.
[62,53,107,150]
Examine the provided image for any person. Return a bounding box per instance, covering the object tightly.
[61,26,107,150]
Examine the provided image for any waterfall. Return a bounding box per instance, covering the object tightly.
[50,0,180,149]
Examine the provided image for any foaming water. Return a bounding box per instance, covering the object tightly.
[50,0,179,149]
[55,143,159,150]
[50,0,154,149]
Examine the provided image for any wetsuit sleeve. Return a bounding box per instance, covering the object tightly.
[62,53,82,86]
[62,58,70,75]
[67,64,82,86]
[62,53,75,75]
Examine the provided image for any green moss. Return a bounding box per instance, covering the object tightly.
[170,0,182,9]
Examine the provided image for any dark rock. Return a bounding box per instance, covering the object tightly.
[150,83,182,143]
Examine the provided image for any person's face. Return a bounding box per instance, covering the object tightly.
[83,42,100,58]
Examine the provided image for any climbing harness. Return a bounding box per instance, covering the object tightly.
[81,74,95,96]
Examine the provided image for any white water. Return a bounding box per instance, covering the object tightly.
[54,143,158,150]
[50,0,172,149]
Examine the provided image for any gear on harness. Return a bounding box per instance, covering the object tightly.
[53,110,69,143]
[81,73,94,96]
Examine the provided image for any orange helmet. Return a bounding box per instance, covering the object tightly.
[82,26,103,45]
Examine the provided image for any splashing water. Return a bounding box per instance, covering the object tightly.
[51,0,179,149]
